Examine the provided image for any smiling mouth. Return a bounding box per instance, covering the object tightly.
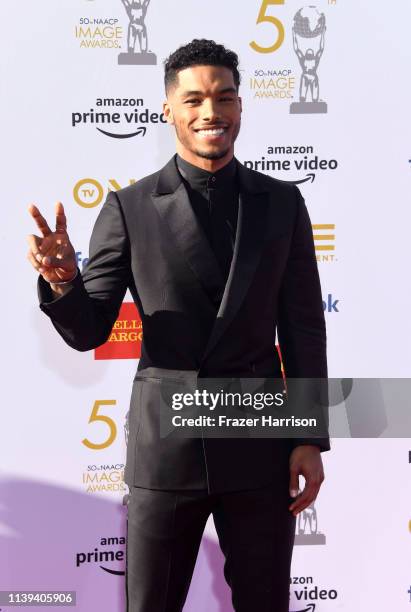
[194,126,228,137]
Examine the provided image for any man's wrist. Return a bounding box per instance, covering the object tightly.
[49,269,79,296]
[50,269,78,286]
[291,438,330,453]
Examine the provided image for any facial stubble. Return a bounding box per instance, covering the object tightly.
[173,120,241,162]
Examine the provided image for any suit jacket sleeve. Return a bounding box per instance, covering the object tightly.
[277,186,330,452]
[38,191,132,351]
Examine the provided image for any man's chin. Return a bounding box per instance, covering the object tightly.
[194,147,230,161]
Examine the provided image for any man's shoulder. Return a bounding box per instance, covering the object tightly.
[113,158,300,203]
[114,167,162,201]
[237,161,298,200]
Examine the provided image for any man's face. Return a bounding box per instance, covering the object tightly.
[163,65,242,169]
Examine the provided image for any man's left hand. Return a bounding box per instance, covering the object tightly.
[288,445,325,517]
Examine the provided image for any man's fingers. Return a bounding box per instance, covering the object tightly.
[37,253,74,269]
[26,234,43,256]
[289,466,300,499]
[28,204,52,237]
[289,478,323,516]
[55,202,67,233]
[288,447,325,516]
[27,249,43,273]
[289,484,318,514]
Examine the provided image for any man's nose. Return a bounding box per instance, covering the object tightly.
[200,98,221,122]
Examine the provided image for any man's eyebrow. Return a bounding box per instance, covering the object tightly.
[180,87,237,97]
[180,90,203,97]
[217,87,237,94]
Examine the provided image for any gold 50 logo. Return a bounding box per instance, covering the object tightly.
[82,400,118,450]
[73,178,136,208]
[250,0,285,54]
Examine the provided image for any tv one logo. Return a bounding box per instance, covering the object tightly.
[73,178,136,208]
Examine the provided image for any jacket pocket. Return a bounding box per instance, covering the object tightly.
[133,374,188,385]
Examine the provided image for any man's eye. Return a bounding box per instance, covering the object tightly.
[185,99,201,104]
[220,97,234,102]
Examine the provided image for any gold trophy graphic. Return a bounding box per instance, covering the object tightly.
[118,0,157,65]
[290,6,327,114]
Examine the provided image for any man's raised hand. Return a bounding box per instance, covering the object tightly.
[27,202,77,287]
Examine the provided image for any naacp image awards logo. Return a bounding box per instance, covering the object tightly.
[290,6,327,114]
[118,0,157,65]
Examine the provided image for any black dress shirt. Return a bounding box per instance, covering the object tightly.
[176,154,239,287]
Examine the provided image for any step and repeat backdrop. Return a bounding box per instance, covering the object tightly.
[2,1,411,610]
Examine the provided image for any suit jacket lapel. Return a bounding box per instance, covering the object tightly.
[151,156,270,364]
[151,156,225,305]
[201,163,270,362]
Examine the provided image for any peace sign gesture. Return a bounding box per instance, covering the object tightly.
[27,202,77,289]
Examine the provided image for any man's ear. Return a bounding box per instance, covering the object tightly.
[163,100,174,125]
[238,96,242,113]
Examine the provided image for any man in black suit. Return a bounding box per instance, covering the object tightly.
[28,39,329,612]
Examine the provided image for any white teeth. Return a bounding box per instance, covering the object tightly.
[196,128,226,136]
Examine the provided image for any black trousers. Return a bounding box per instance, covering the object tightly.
[125,477,296,612]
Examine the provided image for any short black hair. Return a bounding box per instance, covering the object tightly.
[164,39,241,94]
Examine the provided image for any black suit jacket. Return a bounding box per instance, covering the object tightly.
[38,155,330,493]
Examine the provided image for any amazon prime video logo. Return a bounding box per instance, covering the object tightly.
[243,144,338,186]
[71,96,166,139]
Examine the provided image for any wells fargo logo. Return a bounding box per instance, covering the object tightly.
[94,302,142,360]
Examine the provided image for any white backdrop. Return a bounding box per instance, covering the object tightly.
[2,1,411,610]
